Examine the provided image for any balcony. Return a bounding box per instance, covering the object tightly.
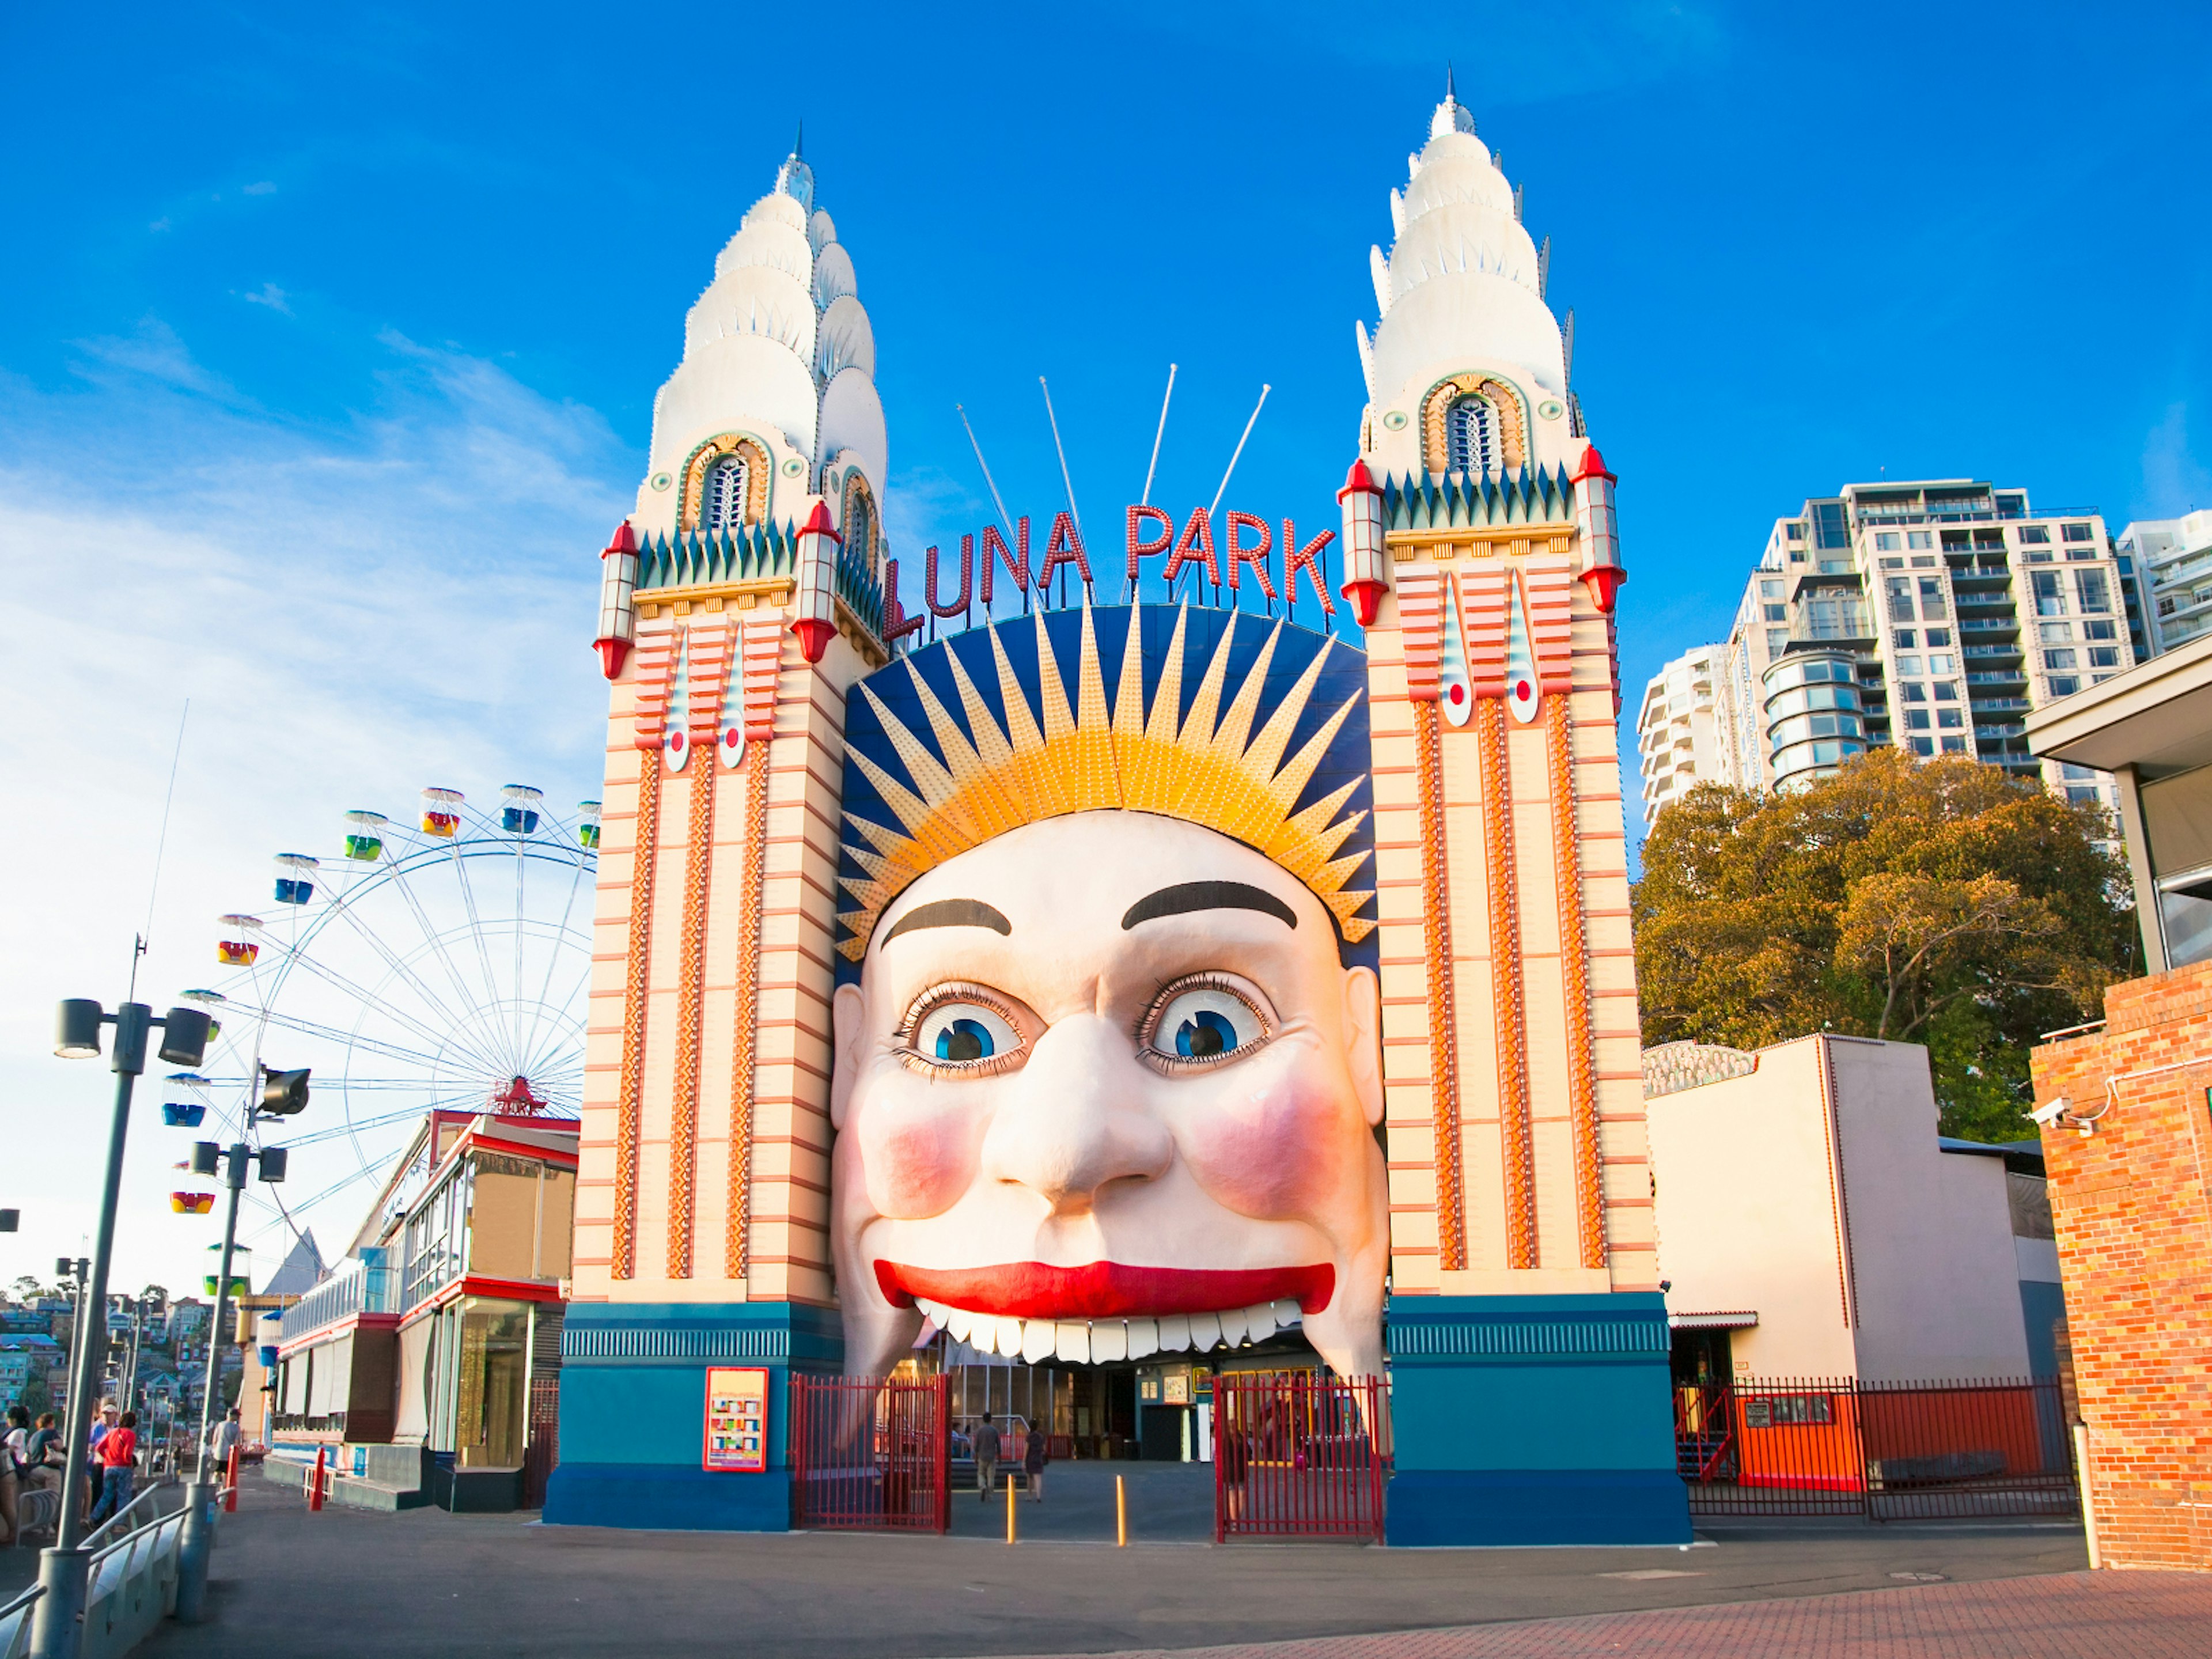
[1959,617,2020,635]
[1968,696,2032,712]
[1965,669,2026,685]
[1974,722,2027,740]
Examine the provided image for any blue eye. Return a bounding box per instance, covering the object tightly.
[1149,986,1266,1066]
[911,999,1020,1071]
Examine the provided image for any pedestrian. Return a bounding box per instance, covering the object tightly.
[0,1404,25,1547]
[1023,1417,1048,1502]
[82,1403,118,1526]
[26,1415,63,1492]
[970,1416,1001,1503]
[88,1410,138,1528]
[206,1407,241,1478]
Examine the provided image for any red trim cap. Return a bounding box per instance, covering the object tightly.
[601,521,636,559]
[1336,457,1383,502]
[1570,445,1616,484]
[800,499,843,543]
[791,616,836,664]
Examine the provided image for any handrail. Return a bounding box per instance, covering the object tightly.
[0,1584,43,1659]
[88,1498,180,1568]
[80,1480,173,1551]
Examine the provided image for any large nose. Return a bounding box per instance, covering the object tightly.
[980,1013,1171,1213]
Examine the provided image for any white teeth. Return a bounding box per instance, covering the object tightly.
[916,1297,949,1325]
[944,1306,975,1344]
[1217,1306,1248,1347]
[1021,1319,1056,1365]
[1125,1318,1158,1359]
[995,1315,1025,1355]
[920,1296,1303,1364]
[1154,1313,1190,1352]
[1055,1321,1091,1364]
[1091,1320,1128,1362]
[1187,1311,1222,1351]
[1271,1298,1301,1329]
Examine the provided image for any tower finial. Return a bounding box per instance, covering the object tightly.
[794,119,804,158]
[1446,62,1456,101]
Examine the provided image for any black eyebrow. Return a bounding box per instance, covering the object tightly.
[1121,881,1297,933]
[881,898,1013,945]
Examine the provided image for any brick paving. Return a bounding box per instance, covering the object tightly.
[1013,1570,2212,1659]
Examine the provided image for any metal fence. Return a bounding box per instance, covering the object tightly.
[521,1374,560,1510]
[1676,1376,2077,1520]
[1214,1372,1389,1543]
[790,1374,949,1533]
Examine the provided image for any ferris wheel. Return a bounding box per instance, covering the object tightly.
[171,785,600,1241]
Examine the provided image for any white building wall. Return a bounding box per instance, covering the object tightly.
[1635,645,1722,831]
[1647,1034,2031,1382]
[2123,509,2212,652]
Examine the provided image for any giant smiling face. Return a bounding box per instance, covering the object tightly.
[830,809,1388,1380]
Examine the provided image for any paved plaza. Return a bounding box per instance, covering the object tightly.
[119,1465,2190,1658]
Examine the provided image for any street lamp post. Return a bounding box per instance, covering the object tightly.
[176,1084,295,1624]
[28,998,209,1659]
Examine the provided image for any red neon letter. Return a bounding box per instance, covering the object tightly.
[1164,506,1221,589]
[1224,512,1276,598]
[979,518,1030,605]
[881,558,925,640]
[1126,505,1172,582]
[926,539,974,618]
[1282,520,1338,616]
[1040,512,1093,594]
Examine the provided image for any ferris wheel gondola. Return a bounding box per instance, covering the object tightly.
[190,785,600,1244]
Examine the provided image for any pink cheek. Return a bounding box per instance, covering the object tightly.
[1176,1060,1357,1217]
[857,1079,984,1218]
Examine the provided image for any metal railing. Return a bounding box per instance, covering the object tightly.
[790,1376,949,1533]
[0,1587,42,1659]
[79,1487,188,1659]
[1675,1376,2076,1520]
[1214,1372,1389,1543]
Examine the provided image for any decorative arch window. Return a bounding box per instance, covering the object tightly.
[841,472,880,578]
[704,455,749,535]
[1445,397,1495,476]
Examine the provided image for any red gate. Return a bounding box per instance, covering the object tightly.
[790,1374,949,1532]
[521,1374,561,1509]
[1214,1372,1388,1543]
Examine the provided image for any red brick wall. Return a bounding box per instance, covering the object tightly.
[2031,960,2212,1570]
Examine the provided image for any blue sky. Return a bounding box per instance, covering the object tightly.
[3,1,2208,1296]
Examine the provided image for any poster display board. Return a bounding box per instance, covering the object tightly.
[703,1366,770,1472]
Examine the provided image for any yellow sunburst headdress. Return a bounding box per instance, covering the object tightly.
[836,604,1376,964]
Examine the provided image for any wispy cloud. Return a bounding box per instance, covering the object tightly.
[2140,403,2211,518]
[0,327,631,1289]
[242,180,278,196]
[241,281,292,315]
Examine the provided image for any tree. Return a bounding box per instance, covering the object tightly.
[1634,748,2136,1141]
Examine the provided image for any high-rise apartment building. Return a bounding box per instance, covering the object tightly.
[2122,510,2212,653]
[1641,479,2149,828]
[1634,645,1721,831]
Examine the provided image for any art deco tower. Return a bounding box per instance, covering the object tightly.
[1342,86,1684,1545]
[553,139,896,1529]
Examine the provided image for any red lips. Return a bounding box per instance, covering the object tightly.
[874,1260,1334,1319]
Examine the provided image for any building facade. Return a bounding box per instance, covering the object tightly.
[1633,646,1721,831]
[1646,480,2149,828]
[552,91,1685,1547]
[2122,510,2212,654]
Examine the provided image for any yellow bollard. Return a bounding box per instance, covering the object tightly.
[1006,1475,1017,1544]
[1116,1474,1127,1547]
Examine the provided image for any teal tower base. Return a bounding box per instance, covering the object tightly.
[1385,1293,1691,1546]
[543,1302,843,1531]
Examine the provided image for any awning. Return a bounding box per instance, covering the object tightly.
[1669,1310,1758,1331]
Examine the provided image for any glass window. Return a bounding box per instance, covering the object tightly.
[1760,579,1783,597]
[2062,522,2094,543]
[2075,569,2112,613]
[2040,622,2074,643]
[1934,681,1959,700]
[2048,675,2081,696]
[1908,531,1934,550]
[1941,735,1968,753]
[1786,524,1805,542]
[1893,629,1916,648]
[453,1300,532,1470]
[2089,646,2120,668]
[1900,682,1927,702]
[1767,629,1789,652]
[1910,736,1934,755]
[1876,532,1900,551]
[2084,619,2116,641]
[2066,785,2102,805]
[2045,649,2078,670]
[1886,577,1914,623]
[2032,571,2067,616]
[1937,707,1964,728]
[1911,555,1938,569]
[1880,557,1904,570]
[1764,603,1787,622]
[1896,654,1923,675]
[1904,709,1931,729]
[1924,628,1950,646]
[2018,524,2052,545]
[1918,576,1948,619]
[1446,396,1495,475]
[1928,653,1955,673]
[704,455,749,534]
[1815,502,1850,550]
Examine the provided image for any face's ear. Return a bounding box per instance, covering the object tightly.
[1342,965,1384,1129]
[830,983,866,1131]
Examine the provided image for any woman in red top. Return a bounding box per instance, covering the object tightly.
[88,1411,138,1527]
